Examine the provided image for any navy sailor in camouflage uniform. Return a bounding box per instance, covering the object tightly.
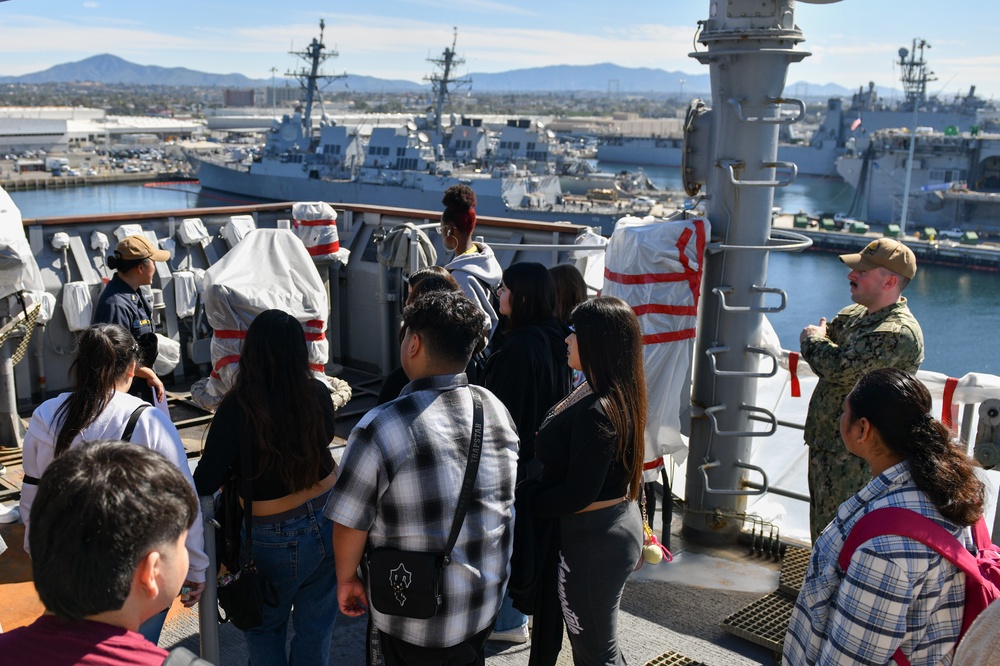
[800,238,923,543]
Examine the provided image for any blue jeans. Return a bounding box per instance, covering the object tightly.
[241,502,338,666]
[494,592,528,632]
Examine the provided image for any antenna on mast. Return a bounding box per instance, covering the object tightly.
[425,27,472,132]
[285,19,346,142]
[898,38,935,112]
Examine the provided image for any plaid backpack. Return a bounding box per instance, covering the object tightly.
[840,507,1000,666]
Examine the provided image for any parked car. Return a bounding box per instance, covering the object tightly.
[937,228,966,240]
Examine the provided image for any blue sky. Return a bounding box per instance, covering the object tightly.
[2,1,999,98]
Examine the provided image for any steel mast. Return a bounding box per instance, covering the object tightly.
[425,28,471,133]
[681,0,839,545]
[285,19,346,142]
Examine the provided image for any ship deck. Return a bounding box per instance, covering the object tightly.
[0,367,792,666]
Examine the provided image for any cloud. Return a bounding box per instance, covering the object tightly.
[83,2,99,8]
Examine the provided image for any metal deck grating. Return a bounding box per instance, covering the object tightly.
[721,590,797,653]
[643,651,709,666]
[778,545,811,596]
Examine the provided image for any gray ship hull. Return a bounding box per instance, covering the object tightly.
[194,158,626,234]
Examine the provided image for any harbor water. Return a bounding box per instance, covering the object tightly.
[9,180,995,377]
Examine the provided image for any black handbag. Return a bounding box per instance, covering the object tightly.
[213,470,242,574]
[365,389,484,619]
[216,433,279,630]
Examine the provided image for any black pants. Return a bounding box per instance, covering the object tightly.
[529,501,643,666]
[372,620,493,666]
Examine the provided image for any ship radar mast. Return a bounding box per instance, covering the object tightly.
[898,38,936,112]
[285,19,346,141]
[425,28,471,132]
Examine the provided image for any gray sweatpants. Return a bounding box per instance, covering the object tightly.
[532,500,643,666]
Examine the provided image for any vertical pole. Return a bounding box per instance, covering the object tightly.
[899,103,920,237]
[197,495,220,665]
[683,0,810,545]
[0,338,25,448]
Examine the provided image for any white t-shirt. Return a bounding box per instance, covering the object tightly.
[20,390,208,582]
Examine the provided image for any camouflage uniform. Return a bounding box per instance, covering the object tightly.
[801,298,923,542]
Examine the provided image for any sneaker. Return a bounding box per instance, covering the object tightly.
[488,624,529,644]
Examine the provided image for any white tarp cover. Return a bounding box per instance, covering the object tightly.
[62,281,94,332]
[173,270,199,318]
[221,215,256,249]
[152,333,181,376]
[569,228,608,294]
[0,186,52,321]
[113,224,143,243]
[201,229,329,398]
[601,214,710,483]
[292,202,349,264]
[178,218,210,246]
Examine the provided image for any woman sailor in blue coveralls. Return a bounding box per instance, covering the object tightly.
[92,234,168,402]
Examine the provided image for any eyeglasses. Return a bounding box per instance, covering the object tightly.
[568,325,575,333]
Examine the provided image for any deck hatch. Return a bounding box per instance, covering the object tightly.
[642,651,708,666]
[778,545,810,596]
[721,590,796,653]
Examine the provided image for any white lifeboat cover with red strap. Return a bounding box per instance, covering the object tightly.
[601,214,710,482]
[292,201,347,263]
[201,229,329,398]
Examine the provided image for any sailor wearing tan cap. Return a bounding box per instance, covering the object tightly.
[799,238,924,543]
[92,235,172,402]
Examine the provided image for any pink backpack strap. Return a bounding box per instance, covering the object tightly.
[839,507,980,666]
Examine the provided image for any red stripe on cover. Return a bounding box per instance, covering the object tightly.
[309,363,325,373]
[210,354,241,379]
[643,329,696,345]
[604,267,690,284]
[942,377,959,431]
[216,329,325,342]
[305,319,325,330]
[294,218,336,227]
[307,241,340,255]
[788,351,801,398]
[643,458,663,471]
[632,303,699,317]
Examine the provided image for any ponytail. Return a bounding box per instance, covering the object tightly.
[53,324,139,456]
[847,368,984,526]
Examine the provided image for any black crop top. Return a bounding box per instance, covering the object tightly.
[193,379,337,500]
[532,393,631,518]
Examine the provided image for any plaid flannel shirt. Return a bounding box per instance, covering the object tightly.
[325,373,518,648]
[784,461,973,665]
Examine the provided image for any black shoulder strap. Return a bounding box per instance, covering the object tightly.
[25,403,153,486]
[122,404,151,442]
[238,429,255,564]
[443,388,484,564]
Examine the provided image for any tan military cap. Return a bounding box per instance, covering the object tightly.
[839,238,917,279]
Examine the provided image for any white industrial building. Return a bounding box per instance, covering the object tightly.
[0,107,204,152]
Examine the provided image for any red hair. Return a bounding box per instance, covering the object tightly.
[442,184,477,233]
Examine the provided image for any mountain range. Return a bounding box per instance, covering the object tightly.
[0,53,858,98]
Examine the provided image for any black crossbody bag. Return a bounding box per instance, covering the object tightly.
[216,431,279,629]
[365,389,484,619]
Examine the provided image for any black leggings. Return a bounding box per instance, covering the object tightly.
[529,501,643,666]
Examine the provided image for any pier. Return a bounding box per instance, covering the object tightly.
[772,214,1000,271]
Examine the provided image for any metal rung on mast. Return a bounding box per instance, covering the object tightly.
[727,97,805,124]
[707,228,812,254]
[714,285,787,313]
[703,404,777,437]
[705,345,778,378]
[698,459,768,496]
[722,160,798,187]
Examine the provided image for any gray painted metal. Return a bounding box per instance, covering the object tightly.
[682,0,822,545]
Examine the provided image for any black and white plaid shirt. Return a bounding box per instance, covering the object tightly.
[325,373,518,648]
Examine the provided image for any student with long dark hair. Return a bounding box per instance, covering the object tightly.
[784,368,986,665]
[20,323,207,645]
[485,262,572,644]
[194,310,338,666]
[527,297,646,665]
